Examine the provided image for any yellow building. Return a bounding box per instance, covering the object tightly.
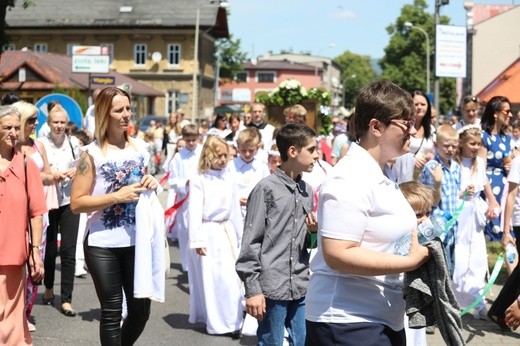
[5,0,229,121]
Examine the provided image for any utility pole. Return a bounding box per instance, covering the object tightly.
[434,1,441,118]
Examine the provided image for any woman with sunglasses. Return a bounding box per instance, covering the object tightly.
[479,96,513,242]
[14,100,55,332]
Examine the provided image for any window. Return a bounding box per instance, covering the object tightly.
[256,71,275,83]
[235,71,247,82]
[134,43,147,65]
[66,43,79,56]
[2,44,15,51]
[166,90,178,114]
[101,43,114,63]
[34,43,48,52]
[167,44,181,66]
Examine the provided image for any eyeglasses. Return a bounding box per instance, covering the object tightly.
[500,109,512,115]
[26,117,37,125]
[390,118,415,132]
[463,96,478,104]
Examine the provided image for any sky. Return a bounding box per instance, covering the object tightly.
[227,0,515,60]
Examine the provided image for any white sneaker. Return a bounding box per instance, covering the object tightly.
[472,307,488,320]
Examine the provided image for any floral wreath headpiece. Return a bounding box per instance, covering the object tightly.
[457,124,481,135]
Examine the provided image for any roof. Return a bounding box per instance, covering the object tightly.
[0,50,163,97]
[472,4,516,25]
[476,58,520,104]
[5,0,228,38]
[244,60,319,72]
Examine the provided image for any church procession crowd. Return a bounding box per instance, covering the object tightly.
[2,81,520,346]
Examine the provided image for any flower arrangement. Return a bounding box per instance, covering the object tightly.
[255,78,331,107]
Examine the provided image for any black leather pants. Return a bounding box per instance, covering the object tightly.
[84,238,151,346]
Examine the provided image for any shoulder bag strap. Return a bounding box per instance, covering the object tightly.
[24,154,35,249]
[68,136,76,160]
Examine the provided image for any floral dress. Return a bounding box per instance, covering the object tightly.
[482,131,512,241]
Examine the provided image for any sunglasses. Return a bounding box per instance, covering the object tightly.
[463,96,478,104]
[390,118,416,132]
[26,117,37,125]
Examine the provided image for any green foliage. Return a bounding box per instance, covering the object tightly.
[52,85,88,114]
[379,0,455,114]
[255,79,331,107]
[333,51,377,108]
[216,35,247,81]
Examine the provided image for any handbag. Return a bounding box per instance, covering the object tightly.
[24,154,42,286]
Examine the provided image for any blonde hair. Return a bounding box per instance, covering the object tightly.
[400,181,434,213]
[456,126,482,176]
[435,124,459,142]
[198,136,228,173]
[12,100,37,142]
[236,127,260,147]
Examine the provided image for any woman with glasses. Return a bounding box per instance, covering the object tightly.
[305,81,430,346]
[479,96,513,242]
[38,103,81,316]
[454,96,481,132]
[14,101,55,331]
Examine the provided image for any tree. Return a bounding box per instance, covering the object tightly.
[215,35,247,82]
[333,51,376,108]
[1,1,33,54]
[379,0,456,114]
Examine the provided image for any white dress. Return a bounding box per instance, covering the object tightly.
[452,156,488,311]
[187,169,244,334]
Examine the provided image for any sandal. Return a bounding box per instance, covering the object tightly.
[61,303,77,317]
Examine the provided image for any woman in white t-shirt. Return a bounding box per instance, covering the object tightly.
[70,87,159,345]
[305,81,430,346]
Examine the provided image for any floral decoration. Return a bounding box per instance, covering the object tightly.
[255,78,331,107]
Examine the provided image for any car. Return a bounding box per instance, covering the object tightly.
[137,115,168,133]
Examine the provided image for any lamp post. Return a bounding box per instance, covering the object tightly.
[463,1,475,97]
[314,43,335,77]
[404,21,430,96]
[191,0,229,124]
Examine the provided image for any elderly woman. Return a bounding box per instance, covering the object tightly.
[71,87,159,345]
[14,100,55,332]
[38,103,81,316]
[305,81,430,345]
[0,105,46,345]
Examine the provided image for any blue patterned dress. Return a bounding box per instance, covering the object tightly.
[482,131,512,241]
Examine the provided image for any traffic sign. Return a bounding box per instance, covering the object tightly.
[90,75,115,85]
[35,93,83,133]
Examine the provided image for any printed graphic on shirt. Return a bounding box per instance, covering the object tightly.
[99,157,144,229]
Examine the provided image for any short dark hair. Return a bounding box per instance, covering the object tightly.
[0,92,20,105]
[276,122,316,162]
[354,80,414,141]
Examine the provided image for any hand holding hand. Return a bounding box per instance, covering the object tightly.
[505,299,520,330]
[246,294,266,321]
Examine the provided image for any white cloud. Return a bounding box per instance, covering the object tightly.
[329,9,357,20]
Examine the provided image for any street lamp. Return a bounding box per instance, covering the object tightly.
[314,43,335,76]
[463,1,475,96]
[191,0,229,123]
[404,21,430,96]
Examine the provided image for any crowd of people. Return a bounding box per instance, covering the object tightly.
[1,82,520,346]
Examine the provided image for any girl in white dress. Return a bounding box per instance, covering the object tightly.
[187,136,244,336]
[453,125,499,319]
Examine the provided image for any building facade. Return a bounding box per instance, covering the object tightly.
[5,0,229,121]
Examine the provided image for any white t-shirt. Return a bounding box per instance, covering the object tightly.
[84,138,150,248]
[507,156,520,226]
[305,143,417,331]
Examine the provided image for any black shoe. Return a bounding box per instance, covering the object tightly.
[42,294,55,306]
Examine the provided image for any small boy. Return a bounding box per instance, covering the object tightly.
[511,119,520,149]
[166,124,202,271]
[236,123,319,345]
[421,124,461,277]
[400,181,435,340]
[228,127,270,219]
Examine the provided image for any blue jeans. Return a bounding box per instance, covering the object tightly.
[257,297,305,346]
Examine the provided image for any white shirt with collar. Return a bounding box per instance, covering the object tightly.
[305,142,417,331]
[228,154,270,219]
